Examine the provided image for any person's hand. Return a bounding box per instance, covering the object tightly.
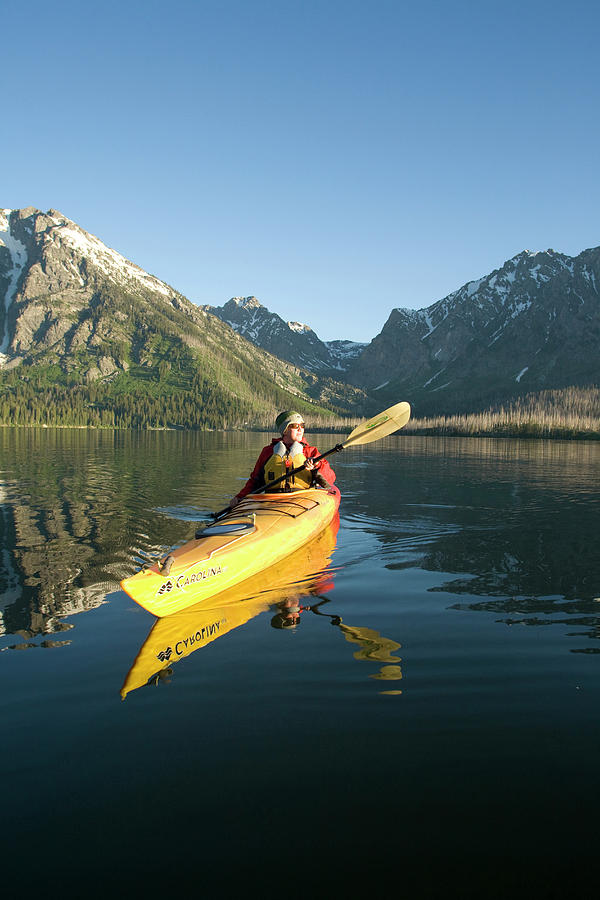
[304,458,317,471]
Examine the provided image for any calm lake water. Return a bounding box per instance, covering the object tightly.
[1,428,599,897]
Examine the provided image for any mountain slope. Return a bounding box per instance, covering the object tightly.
[0,208,366,427]
[346,248,600,414]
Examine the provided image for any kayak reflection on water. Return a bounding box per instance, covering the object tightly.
[121,518,340,698]
[121,517,402,698]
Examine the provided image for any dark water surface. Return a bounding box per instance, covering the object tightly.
[1,429,599,896]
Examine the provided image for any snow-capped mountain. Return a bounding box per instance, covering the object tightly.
[0,206,198,369]
[209,296,366,374]
[0,207,367,421]
[346,247,600,414]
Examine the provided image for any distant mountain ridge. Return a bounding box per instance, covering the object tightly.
[208,295,366,374]
[208,249,600,416]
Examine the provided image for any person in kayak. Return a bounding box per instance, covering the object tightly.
[229,410,337,507]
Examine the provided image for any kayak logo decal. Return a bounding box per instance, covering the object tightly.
[155,566,226,599]
[174,619,224,654]
[176,565,224,590]
[155,617,227,662]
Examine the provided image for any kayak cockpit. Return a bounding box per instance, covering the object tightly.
[195,518,256,539]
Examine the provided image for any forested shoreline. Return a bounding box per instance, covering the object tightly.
[402,387,600,440]
[1,375,598,440]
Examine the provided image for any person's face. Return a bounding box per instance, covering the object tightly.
[285,422,305,440]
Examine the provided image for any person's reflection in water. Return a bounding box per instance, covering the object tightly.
[270,597,309,629]
[270,567,336,630]
[270,596,403,691]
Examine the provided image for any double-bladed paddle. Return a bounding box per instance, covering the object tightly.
[209,401,411,522]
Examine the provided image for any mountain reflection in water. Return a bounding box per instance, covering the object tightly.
[0,428,277,640]
[369,435,600,652]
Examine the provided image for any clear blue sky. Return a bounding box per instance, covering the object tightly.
[4,0,599,341]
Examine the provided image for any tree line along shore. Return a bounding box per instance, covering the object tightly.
[401,387,600,440]
[0,378,598,440]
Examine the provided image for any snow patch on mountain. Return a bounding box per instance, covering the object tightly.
[529,265,550,284]
[0,210,28,364]
[423,369,445,387]
[46,212,172,298]
[231,296,261,310]
[582,266,598,292]
[323,339,367,370]
[467,278,484,297]
[288,321,311,334]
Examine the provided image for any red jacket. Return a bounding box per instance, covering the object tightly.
[236,437,337,499]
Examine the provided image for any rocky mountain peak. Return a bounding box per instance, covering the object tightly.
[210,295,364,375]
[229,295,262,310]
[346,244,600,414]
[0,206,200,369]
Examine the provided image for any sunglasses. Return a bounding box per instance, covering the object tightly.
[290,423,305,429]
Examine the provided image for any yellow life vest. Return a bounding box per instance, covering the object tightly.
[263,441,313,491]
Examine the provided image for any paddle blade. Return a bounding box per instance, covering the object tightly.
[343,401,411,447]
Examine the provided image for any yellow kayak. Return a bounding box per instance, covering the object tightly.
[120,518,339,697]
[120,486,341,617]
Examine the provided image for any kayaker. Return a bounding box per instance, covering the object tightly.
[229,410,337,507]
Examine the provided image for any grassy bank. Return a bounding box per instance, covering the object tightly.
[405,387,600,439]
